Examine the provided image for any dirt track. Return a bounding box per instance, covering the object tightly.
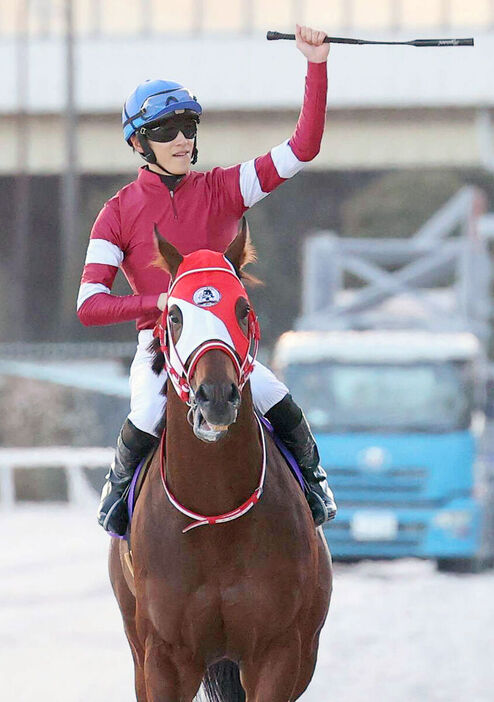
[2,505,493,701]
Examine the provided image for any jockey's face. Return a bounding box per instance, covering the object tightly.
[130,129,194,176]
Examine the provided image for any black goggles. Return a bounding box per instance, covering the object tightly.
[141,117,198,143]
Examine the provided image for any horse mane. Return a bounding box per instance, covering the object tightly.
[147,336,167,435]
[234,233,262,287]
[148,336,166,376]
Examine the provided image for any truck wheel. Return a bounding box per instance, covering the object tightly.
[436,558,482,574]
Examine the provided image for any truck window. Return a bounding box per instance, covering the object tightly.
[284,361,473,433]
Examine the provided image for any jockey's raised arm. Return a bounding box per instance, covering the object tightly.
[236,57,328,210]
[238,24,330,207]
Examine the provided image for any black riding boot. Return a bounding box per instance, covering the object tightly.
[265,394,337,526]
[97,419,159,535]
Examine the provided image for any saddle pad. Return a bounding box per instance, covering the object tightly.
[258,415,306,493]
[128,450,154,521]
[107,451,155,542]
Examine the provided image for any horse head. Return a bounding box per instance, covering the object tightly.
[153,219,260,443]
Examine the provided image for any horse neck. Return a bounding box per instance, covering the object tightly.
[164,381,263,515]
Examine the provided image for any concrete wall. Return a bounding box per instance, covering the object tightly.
[0,107,488,174]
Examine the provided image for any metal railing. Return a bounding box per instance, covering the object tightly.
[0,342,136,360]
[298,186,493,342]
[0,446,112,508]
[1,0,493,39]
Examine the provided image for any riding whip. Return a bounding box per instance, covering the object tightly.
[266,31,474,47]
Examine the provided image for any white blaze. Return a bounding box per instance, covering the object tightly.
[168,297,235,377]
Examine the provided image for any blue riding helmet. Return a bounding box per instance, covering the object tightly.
[122,79,202,143]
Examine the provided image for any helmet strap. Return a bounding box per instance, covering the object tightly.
[136,131,156,163]
[191,135,199,165]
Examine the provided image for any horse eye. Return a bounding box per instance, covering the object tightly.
[235,297,250,324]
[169,313,181,325]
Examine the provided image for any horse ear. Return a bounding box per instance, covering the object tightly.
[224,217,248,271]
[154,224,183,279]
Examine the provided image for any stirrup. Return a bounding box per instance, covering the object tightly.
[305,480,337,526]
[97,479,132,535]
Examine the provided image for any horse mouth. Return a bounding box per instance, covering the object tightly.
[193,407,230,443]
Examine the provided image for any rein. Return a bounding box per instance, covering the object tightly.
[159,412,267,533]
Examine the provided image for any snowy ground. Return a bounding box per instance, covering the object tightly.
[2,504,494,702]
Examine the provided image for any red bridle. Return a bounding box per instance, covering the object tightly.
[152,252,266,534]
[153,258,261,405]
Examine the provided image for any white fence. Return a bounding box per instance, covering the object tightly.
[0,447,113,508]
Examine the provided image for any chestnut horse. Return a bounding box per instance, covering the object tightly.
[109,225,332,701]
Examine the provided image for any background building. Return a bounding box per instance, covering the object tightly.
[1,0,493,345]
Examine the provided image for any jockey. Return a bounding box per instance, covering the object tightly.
[78,25,337,535]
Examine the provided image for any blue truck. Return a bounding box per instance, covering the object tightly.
[273,329,494,570]
[272,187,494,570]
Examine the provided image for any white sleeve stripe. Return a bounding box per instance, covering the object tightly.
[239,159,269,208]
[270,139,305,179]
[76,282,111,311]
[85,239,124,267]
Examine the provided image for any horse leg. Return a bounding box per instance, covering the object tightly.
[290,634,322,701]
[108,540,147,700]
[240,633,302,702]
[125,626,147,702]
[292,536,333,700]
[143,634,203,702]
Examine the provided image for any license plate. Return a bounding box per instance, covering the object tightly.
[351,511,398,541]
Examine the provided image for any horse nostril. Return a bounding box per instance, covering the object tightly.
[196,382,240,407]
[196,384,212,403]
[229,383,240,405]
